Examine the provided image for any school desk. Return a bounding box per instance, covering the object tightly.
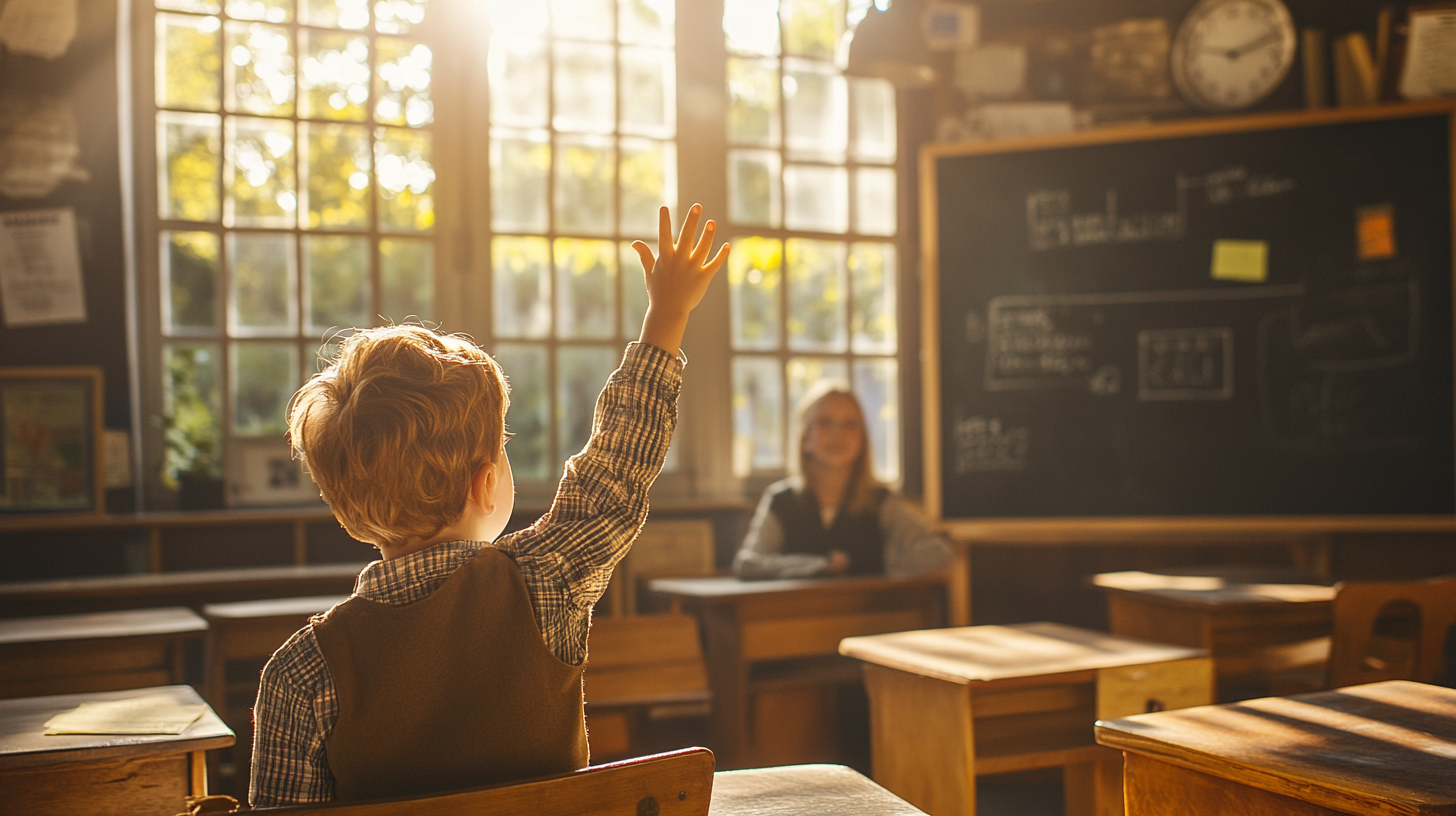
[0,684,234,816]
[1092,568,1335,701]
[840,622,1213,816]
[0,606,208,699]
[709,763,927,815]
[647,574,947,768]
[1095,680,1456,816]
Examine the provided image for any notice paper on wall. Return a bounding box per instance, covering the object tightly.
[1400,7,1456,100]
[0,207,86,327]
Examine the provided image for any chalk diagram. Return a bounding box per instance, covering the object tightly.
[1256,280,1421,450]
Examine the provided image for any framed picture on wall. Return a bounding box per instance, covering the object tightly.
[229,438,320,507]
[0,367,104,515]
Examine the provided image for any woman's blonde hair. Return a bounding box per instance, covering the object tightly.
[793,381,880,516]
[288,325,509,547]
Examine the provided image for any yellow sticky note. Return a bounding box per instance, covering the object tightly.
[1357,204,1396,260]
[1211,240,1268,283]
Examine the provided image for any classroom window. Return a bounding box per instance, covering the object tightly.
[152,0,437,504]
[482,0,678,482]
[724,0,901,482]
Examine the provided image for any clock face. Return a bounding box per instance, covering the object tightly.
[1170,0,1297,111]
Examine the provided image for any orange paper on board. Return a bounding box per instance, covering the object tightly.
[1357,205,1397,260]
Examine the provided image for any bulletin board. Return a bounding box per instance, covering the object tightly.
[922,102,1456,535]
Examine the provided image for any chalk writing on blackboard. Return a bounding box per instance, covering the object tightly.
[1138,327,1234,400]
[1026,167,1296,251]
[984,285,1306,392]
[953,414,1030,474]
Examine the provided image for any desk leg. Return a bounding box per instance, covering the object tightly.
[1064,746,1123,816]
[863,663,975,816]
[701,606,750,769]
[191,749,209,796]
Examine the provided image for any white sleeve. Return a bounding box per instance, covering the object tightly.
[731,488,831,580]
[880,495,952,578]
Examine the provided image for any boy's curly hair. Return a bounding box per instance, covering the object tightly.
[288,325,509,547]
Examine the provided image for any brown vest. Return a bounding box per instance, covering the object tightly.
[311,546,588,801]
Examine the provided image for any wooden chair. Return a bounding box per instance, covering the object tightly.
[585,614,712,760]
[601,520,716,617]
[251,747,715,816]
[0,607,207,699]
[1327,575,1456,689]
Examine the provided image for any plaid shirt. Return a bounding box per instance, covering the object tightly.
[249,342,682,808]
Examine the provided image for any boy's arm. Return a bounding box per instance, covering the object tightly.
[250,629,336,807]
[495,205,727,666]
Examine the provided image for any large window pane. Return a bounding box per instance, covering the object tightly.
[855,166,896,236]
[302,122,370,229]
[787,356,847,419]
[786,238,846,351]
[724,0,780,56]
[728,57,780,147]
[376,38,433,127]
[729,149,780,227]
[784,59,846,159]
[376,126,434,232]
[555,135,614,235]
[619,139,675,235]
[620,0,674,45]
[555,238,616,339]
[621,47,674,138]
[225,21,295,117]
[157,13,221,112]
[784,163,846,232]
[300,0,370,29]
[231,341,298,435]
[494,343,549,479]
[163,343,223,485]
[490,130,550,233]
[551,0,615,41]
[492,236,552,338]
[159,0,221,12]
[375,0,428,34]
[732,356,784,475]
[558,345,619,460]
[306,234,370,333]
[488,37,549,128]
[227,117,297,228]
[298,30,370,122]
[729,236,782,351]
[554,41,615,134]
[225,0,292,23]
[163,231,220,333]
[851,77,896,162]
[380,237,434,322]
[854,357,899,482]
[159,112,221,223]
[619,241,649,337]
[228,231,297,335]
[782,0,843,59]
[849,242,896,354]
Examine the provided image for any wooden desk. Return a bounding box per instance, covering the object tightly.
[0,685,234,816]
[1096,680,1456,816]
[1093,569,1334,701]
[840,622,1213,816]
[647,575,946,769]
[710,764,927,815]
[0,607,208,699]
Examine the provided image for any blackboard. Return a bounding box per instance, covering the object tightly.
[923,104,1456,530]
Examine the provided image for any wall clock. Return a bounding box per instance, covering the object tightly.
[1169,0,1297,111]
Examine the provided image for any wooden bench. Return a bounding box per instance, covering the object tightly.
[0,563,367,619]
[0,607,208,699]
[585,613,712,760]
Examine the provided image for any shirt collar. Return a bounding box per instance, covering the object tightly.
[352,539,488,605]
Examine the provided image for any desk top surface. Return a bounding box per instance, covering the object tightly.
[1096,681,1456,814]
[648,574,945,601]
[1092,570,1335,607]
[709,764,926,815]
[840,622,1207,684]
[203,594,349,620]
[0,606,208,645]
[0,685,234,770]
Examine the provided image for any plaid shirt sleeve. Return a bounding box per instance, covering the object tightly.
[494,341,682,666]
[250,626,336,807]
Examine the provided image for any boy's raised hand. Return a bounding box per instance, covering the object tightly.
[632,204,730,355]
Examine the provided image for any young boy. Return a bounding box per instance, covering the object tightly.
[249,205,729,806]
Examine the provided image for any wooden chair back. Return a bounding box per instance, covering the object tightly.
[0,607,206,699]
[255,747,715,816]
[1328,576,1456,689]
[584,614,711,759]
[601,520,716,617]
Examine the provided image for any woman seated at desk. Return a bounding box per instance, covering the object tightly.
[733,383,950,580]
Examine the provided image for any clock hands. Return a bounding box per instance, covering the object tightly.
[1201,29,1283,60]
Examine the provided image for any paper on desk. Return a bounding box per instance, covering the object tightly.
[44,696,207,736]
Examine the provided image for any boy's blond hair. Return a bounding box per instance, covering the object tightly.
[288,325,509,547]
